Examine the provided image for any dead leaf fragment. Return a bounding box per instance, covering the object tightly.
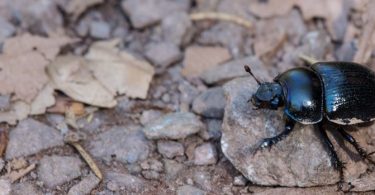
[0,33,72,103]
[48,55,117,108]
[6,163,36,183]
[85,39,155,99]
[249,0,295,18]
[182,46,231,77]
[47,97,85,116]
[30,83,56,115]
[64,0,104,20]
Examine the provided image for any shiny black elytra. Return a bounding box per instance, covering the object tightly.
[245,62,375,189]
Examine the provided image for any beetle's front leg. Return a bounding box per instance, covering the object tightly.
[252,117,295,155]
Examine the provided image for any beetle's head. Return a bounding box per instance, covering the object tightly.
[244,65,284,110]
[251,82,283,110]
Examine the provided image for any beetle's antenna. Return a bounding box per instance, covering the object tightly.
[244,65,261,85]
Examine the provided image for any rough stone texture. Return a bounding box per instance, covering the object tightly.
[222,77,339,186]
[6,119,64,159]
[142,112,204,140]
[89,126,149,164]
[248,186,342,195]
[140,110,164,126]
[105,172,145,193]
[192,87,226,119]
[0,158,4,172]
[11,182,42,195]
[163,159,185,180]
[121,0,189,29]
[157,140,184,158]
[200,56,268,85]
[202,119,222,140]
[145,42,182,68]
[177,185,206,195]
[162,12,193,46]
[68,174,100,195]
[194,143,218,165]
[0,179,11,195]
[89,20,111,39]
[0,16,15,44]
[38,156,82,188]
[0,95,10,110]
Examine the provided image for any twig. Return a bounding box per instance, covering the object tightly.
[190,12,252,29]
[6,163,36,183]
[299,54,318,65]
[69,142,103,180]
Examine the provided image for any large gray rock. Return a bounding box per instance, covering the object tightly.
[222,77,375,190]
[38,155,82,188]
[222,77,338,186]
[6,119,64,159]
[89,126,149,164]
[142,112,204,140]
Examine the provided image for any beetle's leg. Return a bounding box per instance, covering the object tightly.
[337,127,375,165]
[252,118,295,154]
[317,123,345,190]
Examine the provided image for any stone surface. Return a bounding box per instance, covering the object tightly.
[142,112,204,140]
[200,56,268,85]
[105,172,145,193]
[11,182,42,195]
[157,140,184,158]
[6,119,64,159]
[121,0,189,29]
[0,17,15,44]
[203,119,222,140]
[89,126,149,163]
[163,159,185,180]
[0,158,4,172]
[0,179,10,195]
[233,175,248,186]
[145,42,182,68]
[194,143,218,165]
[162,12,193,46]
[68,174,100,195]
[177,185,206,195]
[221,77,339,186]
[192,87,226,119]
[297,31,332,61]
[89,20,111,39]
[182,46,231,78]
[0,95,10,110]
[140,110,164,126]
[37,155,82,188]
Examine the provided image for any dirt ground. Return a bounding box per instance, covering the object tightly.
[0,0,375,194]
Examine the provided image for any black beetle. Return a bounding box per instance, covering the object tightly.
[245,62,375,188]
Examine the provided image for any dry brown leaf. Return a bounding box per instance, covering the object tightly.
[6,163,36,183]
[47,96,85,116]
[249,0,295,18]
[64,0,104,20]
[30,83,56,115]
[0,33,72,103]
[190,12,253,29]
[48,55,117,108]
[182,46,231,77]
[0,101,30,125]
[85,39,155,99]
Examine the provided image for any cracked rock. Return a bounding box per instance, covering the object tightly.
[38,155,82,188]
[6,119,64,159]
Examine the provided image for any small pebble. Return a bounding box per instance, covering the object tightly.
[192,87,226,119]
[233,175,248,186]
[90,21,111,39]
[177,185,205,195]
[194,143,218,165]
[157,140,184,159]
[142,170,160,180]
[145,42,182,68]
[68,174,100,195]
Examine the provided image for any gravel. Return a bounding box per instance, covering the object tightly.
[0,179,11,195]
[194,143,218,165]
[145,42,182,69]
[142,112,204,140]
[37,155,82,188]
[89,126,150,164]
[177,185,206,195]
[105,172,145,193]
[68,174,100,195]
[157,140,184,158]
[192,87,226,119]
[6,119,64,159]
[11,182,42,195]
